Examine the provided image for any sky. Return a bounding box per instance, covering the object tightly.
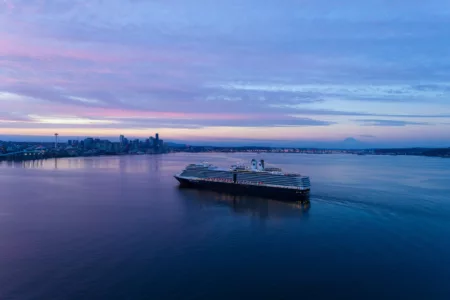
[1,0,450,147]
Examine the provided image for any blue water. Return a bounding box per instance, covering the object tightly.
[1,153,450,299]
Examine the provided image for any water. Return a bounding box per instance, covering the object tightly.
[1,153,450,300]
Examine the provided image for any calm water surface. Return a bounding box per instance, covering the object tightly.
[1,153,450,299]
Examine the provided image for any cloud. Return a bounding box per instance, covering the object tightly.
[67,96,104,105]
[290,109,450,118]
[355,119,430,127]
[1,0,450,144]
[0,112,31,123]
[28,115,119,125]
[122,117,334,128]
[0,114,333,129]
[218,82,450,103]
[359,134,376,138]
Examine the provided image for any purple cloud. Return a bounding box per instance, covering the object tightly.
[355,120,430,127]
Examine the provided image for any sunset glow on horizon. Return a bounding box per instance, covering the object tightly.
[1,0,450,147]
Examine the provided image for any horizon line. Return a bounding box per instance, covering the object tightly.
[0,137,448,150]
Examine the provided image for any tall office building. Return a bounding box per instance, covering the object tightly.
[84,137,94,150]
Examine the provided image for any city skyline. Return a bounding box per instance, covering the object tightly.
[1,1,450,147]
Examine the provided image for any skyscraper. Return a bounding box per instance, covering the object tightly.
[84,137,94,150]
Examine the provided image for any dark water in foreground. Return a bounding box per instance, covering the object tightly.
[1,153,450,300]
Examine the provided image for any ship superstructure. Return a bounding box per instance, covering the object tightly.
[175,159,310,201]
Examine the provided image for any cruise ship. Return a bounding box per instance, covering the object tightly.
[174,159,310,201]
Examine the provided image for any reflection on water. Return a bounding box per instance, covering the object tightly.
[2,156,164,173]
[178,187,310,220]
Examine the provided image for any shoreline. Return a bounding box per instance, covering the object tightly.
[1,150,449,162]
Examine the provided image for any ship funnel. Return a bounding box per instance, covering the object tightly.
[251,159,257,171]
[258,159,265,171]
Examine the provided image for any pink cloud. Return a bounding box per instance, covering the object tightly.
[0,96,279,121]
[55,106,274,121]
[2,0,14,10]
[0,33,213,65]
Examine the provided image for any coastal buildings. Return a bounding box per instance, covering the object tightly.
[0,133,168,161]
[1,134,449,162]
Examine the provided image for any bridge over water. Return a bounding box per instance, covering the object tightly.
[0,150,47,161]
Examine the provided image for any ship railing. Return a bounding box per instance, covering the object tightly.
[234,181,309,190]
[187,176,310,190]
[204,178,234,183]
